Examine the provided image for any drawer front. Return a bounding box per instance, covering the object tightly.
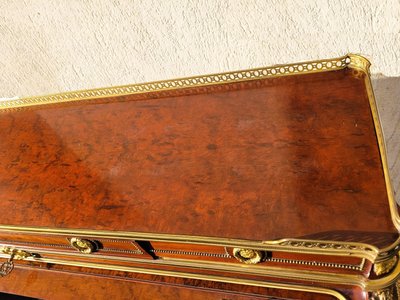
[0,230,374,300]
[0,231,153,259]
[0,230,370,280]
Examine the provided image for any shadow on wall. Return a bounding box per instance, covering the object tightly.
[372,76,400,205]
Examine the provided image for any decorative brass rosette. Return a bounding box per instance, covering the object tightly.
[233,248,264,264]
[69,238,96,254]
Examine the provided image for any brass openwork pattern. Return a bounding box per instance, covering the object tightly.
[0,56,349,111]
[278,240,376,253]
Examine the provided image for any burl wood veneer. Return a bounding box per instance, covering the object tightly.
[0,54,398,299]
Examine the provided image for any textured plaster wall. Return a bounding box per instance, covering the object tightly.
[0,0,400,97]
[0,0,399,201]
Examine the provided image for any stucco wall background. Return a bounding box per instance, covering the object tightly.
[1,0,400,96]
[0,0,399,202]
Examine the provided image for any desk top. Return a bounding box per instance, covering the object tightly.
[0,54,397,251]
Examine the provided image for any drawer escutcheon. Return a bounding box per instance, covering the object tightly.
[0,246,33,277]
[69,238,96,254]
[233,248,264,264]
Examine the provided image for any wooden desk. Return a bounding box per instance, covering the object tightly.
[0,54,397,299]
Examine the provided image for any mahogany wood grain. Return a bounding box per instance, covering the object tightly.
[0,69,395,248]
[0,67,396,299]
[0,265,349,300]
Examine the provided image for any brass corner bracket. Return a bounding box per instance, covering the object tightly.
[347,53,371,74]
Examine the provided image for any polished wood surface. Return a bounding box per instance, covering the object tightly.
[0,69,395,247]
[0,60,398,299]
[0,265,355,300]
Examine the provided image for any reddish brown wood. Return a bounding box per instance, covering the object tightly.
[0,232,154,259]
[0,67,395,298]
[0,69,395,246]
[0,265,353,300]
